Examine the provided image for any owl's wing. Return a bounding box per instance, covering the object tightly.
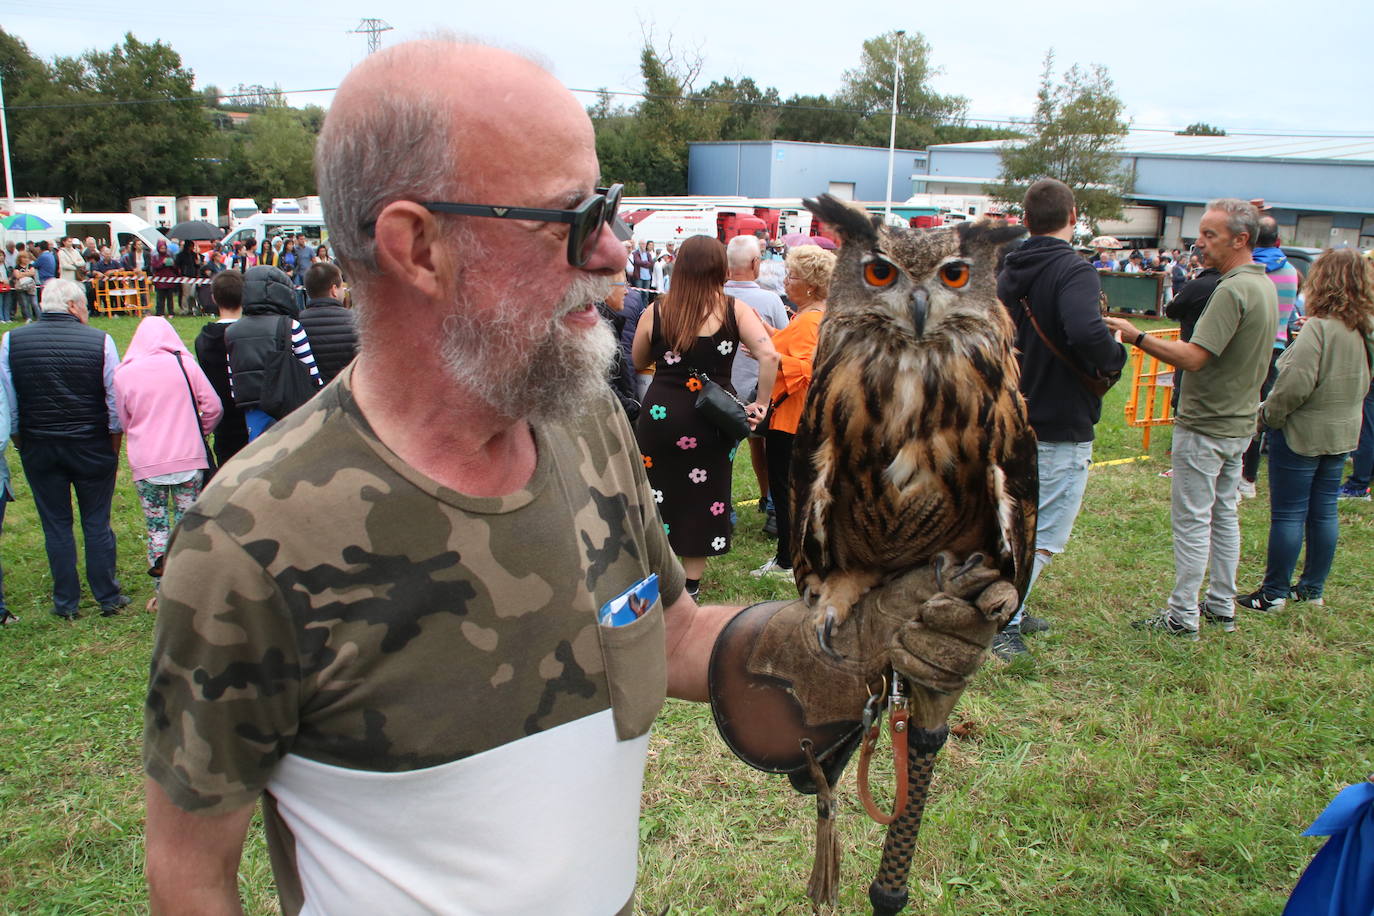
[990,417,1039,601]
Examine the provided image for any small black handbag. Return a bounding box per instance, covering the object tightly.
[692,368,751,442]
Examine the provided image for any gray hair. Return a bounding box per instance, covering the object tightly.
[725,234,761,270]
[315,36,552,289]
[757,260,787,295]
[1206,198,1260,248]
[40,278,85,312]
[314,42,474,284]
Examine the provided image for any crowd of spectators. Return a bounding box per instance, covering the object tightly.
[0,201,1369,650]
[0,261,357,626]
[0,233,333,322]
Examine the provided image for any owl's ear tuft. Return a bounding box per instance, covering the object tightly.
[956,219,1027,256]
[804,195,877,247]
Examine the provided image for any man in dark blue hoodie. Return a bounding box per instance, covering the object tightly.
[993,179,1128,658]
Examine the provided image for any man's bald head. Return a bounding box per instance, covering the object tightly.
[1255,215,1282,249]
[316,39,589,291]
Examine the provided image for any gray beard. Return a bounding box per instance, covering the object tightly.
[440,273,618,425]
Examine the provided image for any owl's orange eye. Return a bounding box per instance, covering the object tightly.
[863,259,899,287]
[939,262,970,289]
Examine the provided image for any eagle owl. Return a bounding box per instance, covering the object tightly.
[791,195,1038,653]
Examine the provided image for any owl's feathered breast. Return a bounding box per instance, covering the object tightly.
[790,305,1031,584]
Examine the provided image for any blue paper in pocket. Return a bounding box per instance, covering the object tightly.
[598,574,659,628]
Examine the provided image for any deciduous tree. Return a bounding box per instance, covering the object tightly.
[1178,122,1225,136]
[840,30,968,150]
[986,50,1131,226]
[5,32,209,211]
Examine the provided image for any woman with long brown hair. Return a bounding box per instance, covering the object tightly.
[1236,248,1374,612]
[632,235,779,597]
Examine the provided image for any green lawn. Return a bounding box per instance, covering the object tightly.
[1,315,1370,914]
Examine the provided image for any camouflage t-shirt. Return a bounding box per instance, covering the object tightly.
[145,365,684,915]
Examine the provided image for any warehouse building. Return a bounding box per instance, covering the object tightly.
[916,131,1374,249]
[688,140,927,203]
[690,133,1374,250]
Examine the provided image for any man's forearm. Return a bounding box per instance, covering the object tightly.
[665,599,743,702]
[1138,335,1208,372]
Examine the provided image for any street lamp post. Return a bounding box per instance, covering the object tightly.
[884,29,905,220]
[0,71,15,213]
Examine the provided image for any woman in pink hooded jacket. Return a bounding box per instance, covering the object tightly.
[114,317,221,611]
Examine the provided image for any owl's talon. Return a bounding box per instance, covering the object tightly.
[955,552,986,578]
[817,607,843,661]
[932,553,950,591]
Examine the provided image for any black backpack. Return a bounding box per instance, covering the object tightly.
[258,316,317,420]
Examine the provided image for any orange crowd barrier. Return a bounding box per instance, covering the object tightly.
[92,271,152,317]
[1123,327,1181,451]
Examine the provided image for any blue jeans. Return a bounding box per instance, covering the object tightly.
[1009,440,1092,626]
[0,290,12,322]
[1343,380,1374,491]
[20,438,122,612]
[15,291,37,321]
[1261,428,1345,600]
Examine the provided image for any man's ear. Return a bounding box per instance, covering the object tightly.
[372,201,446,301]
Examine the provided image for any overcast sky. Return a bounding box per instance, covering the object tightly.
[9,0,1373,138]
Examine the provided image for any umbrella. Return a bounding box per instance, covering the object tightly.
[1090,235,1123,250]
[168,220,223,242]
[782,233,838,250]
[1,212,51,232]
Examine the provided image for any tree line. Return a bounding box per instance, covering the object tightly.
[0,27,1135,223]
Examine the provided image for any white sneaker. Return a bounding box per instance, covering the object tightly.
[750,557,792,578]
[1237,480,1257,499]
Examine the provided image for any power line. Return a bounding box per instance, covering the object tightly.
[7,82,1374,141]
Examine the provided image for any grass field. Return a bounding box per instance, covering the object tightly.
[1,315,1371,914]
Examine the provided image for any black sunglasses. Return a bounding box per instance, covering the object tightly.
[405,184,623,268]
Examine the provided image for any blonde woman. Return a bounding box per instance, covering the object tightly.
[752,244,836,577]
[11,252,38,321]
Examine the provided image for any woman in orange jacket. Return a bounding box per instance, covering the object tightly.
[751,244,836,577]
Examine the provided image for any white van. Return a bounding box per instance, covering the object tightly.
[220,213,328,251]
[60,213,168,251]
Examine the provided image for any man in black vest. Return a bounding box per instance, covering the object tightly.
[0,278,128,619]
[297,262,358,385]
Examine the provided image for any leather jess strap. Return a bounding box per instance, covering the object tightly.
[857,705,910,825]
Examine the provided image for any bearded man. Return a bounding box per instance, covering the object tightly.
[141,39,746,916]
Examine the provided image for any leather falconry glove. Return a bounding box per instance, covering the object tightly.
[710,550,1019,786]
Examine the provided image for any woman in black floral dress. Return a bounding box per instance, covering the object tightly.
[632,236,780,597]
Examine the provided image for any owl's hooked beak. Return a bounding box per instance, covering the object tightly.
[910,287,929,337]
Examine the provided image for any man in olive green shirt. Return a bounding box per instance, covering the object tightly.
[1106,199,1278,636]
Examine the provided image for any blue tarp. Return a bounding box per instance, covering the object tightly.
[1284,780,1374,916]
